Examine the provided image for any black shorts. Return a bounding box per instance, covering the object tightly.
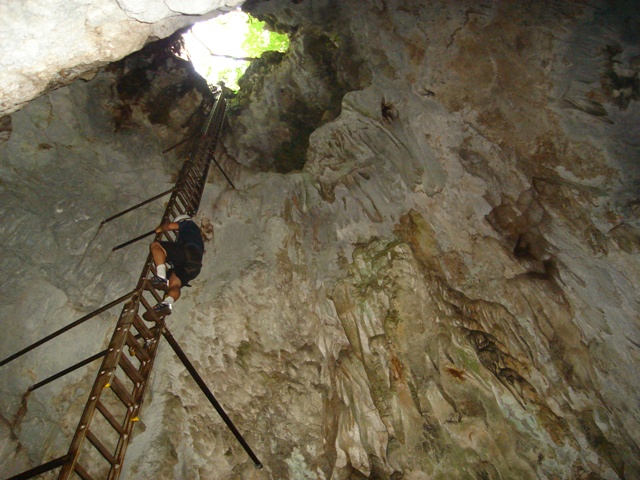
[160,241,203,286]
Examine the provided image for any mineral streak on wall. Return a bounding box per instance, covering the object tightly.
[1,0,640,479]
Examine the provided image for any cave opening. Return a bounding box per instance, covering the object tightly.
[179,9,289,92]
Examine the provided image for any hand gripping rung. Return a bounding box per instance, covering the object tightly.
[86,429,117,466]
[109,376,135,408]
[97,400,125,435]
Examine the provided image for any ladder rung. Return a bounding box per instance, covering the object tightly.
[159,230,174,242]
[45,97,228,480]
[166,230,178,242]
[184,179,199,194]
[192,182,202,201]
[191,173,205,185]
[172,202,186,215]
[86,429,117,466]
[132,313,154,339]
[181,175,198,189]
[176,193,190,210]
[178,187,195,202]
[119,353,144,385]
[183,169,199,182]
[183,181,198,194]
[109,376,135,408]
[141,290,163,311]
[189,173,202,185]
[74,461,95,480]
[179,186,195,199]
[97,400,125,435]
[192,177,205,190]
[179,189,196,205]
[126,332,150,363]
[148,288,165,306]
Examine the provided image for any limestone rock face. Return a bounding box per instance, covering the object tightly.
[1,0,640,479]
[0,44,212,478]
[0,0,243,116]
[226,27,354,173]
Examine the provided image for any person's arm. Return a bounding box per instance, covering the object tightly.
[155,222,180,234]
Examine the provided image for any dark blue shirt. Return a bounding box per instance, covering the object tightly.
[177,220,204,254]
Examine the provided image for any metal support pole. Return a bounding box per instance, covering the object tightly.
[101,188,176,226]
[162,327,263,469]
[211,155,236,190]
[28,350,108,392]
[0,291,135,367]
[112,229,157,252]
[162,133,202,154]
[4,454,72,480]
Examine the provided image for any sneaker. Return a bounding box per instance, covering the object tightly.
[149,274,169,291]
[142,302,172,322]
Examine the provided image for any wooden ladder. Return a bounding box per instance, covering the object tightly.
[5,93,227,480]
[59,94,227,480]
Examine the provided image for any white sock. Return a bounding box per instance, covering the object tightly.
[163,296,175,306]
[156,264,167,279]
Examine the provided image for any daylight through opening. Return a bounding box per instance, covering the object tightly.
[180,10,289,91]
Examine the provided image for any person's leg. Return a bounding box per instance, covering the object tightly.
[151,273,182,316]
[143,270,181,321]
[164,273,182,304]
[150,241,168,278]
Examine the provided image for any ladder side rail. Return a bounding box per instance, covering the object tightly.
[185,97,227,210]
[107,321,166,479]
[160,93,224,219]
[53,94,227,480]
[57,300,141,479]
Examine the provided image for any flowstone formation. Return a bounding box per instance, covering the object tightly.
[1,0,640,479]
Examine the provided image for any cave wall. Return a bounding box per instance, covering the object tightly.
[0,40,214,477]
[0,0,243,116]
[1,0,640,479]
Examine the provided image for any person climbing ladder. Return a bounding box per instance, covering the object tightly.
[145,213,205,321]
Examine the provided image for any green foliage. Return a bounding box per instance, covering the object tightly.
[242,17,289,58]
[189,12,289,91]
[222,16,288,89]
[216,64,249,91]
